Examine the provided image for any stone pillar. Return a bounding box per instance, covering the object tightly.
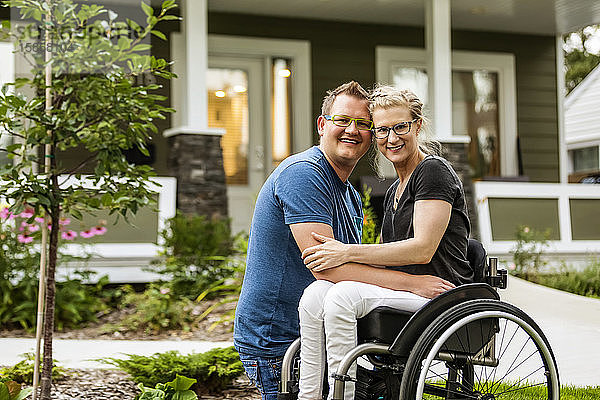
[442,142,479,240]
[164,0,228,220]
[167,133,228,219]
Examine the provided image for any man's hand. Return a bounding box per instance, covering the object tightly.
[407,275,455,299]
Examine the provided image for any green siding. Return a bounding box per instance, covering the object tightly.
[208,13,560,183]
[488,198,560,240]
[570,199,600,240]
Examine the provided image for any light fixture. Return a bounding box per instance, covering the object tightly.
[215,90,226,98]
[234,85,247,93]
[278,69,291,78]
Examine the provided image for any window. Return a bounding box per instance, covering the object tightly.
[569,146,599,173]
[377,47,517,179]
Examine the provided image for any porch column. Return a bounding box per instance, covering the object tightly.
[425,0,479,238]
[425,0,452,140]
[556,35,568,184]
[164,0,228,219]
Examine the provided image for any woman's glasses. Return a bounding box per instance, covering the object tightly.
[372,119,418,139]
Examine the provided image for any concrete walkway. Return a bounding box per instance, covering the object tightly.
[500,275,600,387]
[0,338,233,369]
[1,276,599,387]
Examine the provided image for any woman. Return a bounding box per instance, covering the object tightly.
[297,85,473,400]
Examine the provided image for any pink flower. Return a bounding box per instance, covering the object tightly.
[19,221,28,231]
[61,230,78,240]
[17,234,34,244]
[35,217,45,224]
[27,224,40,233]
[19,208,34,219]
[59,218,71,226]
[523,226,530,233]
[91,226,107,236]
[0,207,11,220]
[80,230,95,238]
[160,287,171,295]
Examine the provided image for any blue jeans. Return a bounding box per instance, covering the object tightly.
[238,351,283,400]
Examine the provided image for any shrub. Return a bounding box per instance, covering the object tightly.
[0,379,32,400]
[511,225,551,278]
[0,353,67,385]
[0,212,111,331]
[525,260,600,299]
[195,234,248,330]
[138,375,198,400]
[116,283,201,333]
[361,186,380,245]
[101,347,244,394]
[150,213,237,299]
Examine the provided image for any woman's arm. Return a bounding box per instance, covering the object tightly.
[302,199,451,271]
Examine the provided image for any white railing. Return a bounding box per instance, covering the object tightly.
[474,181,600,256]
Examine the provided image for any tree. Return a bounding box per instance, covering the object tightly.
[0,0,179,398]
[563,24,600,94]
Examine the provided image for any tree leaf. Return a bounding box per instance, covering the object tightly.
[0,383,10,400]
[141,1,153,17]
[151,30,167,41]
[167,374,196,391]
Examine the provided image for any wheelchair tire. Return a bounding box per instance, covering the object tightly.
[399,299,559,400]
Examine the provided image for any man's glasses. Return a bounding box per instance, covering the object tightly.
[323,115,373,131]
[372,119,418,139]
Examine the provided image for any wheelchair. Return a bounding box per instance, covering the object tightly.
[278,239,560,400]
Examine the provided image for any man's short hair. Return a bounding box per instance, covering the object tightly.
[321,81,369,116]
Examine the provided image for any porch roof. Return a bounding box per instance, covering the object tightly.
[205,0,600,36]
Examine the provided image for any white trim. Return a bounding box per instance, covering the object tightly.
[426,0,453,141]
[474,181,600,256]
[376,47,518,176]
[59,176,177,258]
[163,126,226,137]
[439,136,471,144]
[208,35,312,154]
[556,36,568,183]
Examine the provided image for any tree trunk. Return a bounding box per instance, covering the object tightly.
[40,175,60,400]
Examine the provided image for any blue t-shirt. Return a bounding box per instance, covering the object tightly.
[234,146,363,357]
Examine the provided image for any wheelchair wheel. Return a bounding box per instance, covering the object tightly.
[399,299,559,400]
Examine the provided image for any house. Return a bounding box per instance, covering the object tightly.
[565,63,600,182]
[2,0,600,280]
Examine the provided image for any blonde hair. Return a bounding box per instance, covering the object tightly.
[369,84,441,156]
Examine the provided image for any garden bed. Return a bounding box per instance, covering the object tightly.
[23,369,260,400]
[0,298,235,342]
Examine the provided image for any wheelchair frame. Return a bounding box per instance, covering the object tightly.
[278,252,560,400]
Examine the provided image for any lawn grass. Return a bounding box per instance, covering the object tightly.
[423,381,600,399]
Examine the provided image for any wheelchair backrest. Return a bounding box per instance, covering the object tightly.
[467,238,487,283]
[388,283,499,356]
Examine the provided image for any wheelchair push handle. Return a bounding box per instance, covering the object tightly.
[485,257,507,289]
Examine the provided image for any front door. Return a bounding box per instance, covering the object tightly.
[207,56,265,234]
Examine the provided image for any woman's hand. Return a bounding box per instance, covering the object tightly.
[409,275,455,299]
[302,232,350,272]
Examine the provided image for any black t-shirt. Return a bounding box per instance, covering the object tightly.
[381,155,473,285]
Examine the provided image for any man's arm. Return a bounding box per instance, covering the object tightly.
[289,222,454,298]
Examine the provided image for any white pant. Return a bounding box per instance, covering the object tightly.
[297,280,429,400]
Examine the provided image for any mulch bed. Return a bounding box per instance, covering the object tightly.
[39,369,261,400]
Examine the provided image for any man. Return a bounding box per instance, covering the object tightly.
[234,81,373,399]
